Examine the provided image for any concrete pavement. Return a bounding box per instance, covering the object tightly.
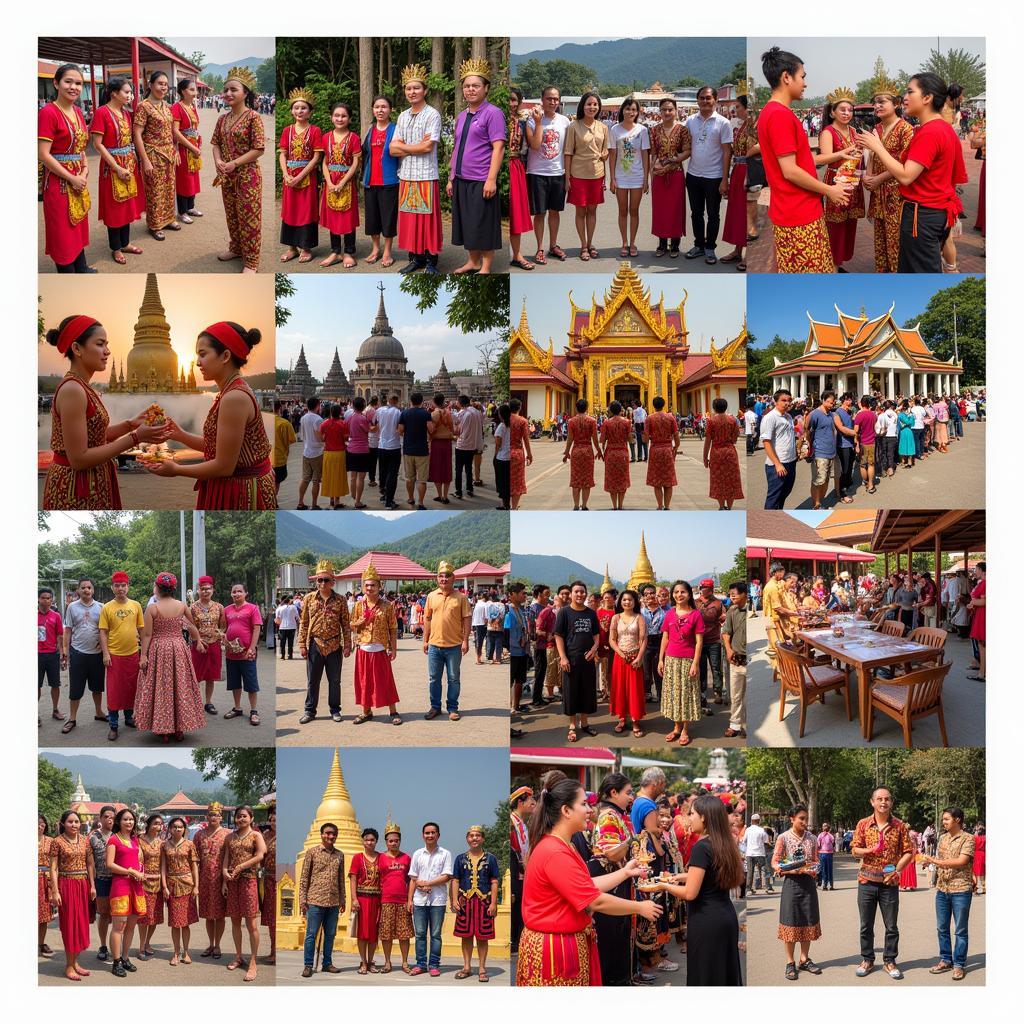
[276,949,510,985]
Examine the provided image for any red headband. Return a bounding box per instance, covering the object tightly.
[111,572,130,585]
[57,315,99,355]
[155,572,177,589]
[198,575,214,586]
[203,321,249,361]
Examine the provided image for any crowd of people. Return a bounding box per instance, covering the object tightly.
[40,63,266,272]
[510,770,747,986]
[509,577,748,744]
[39,801,275,983]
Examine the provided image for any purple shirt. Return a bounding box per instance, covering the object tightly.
[224,602,263,661]
[817,831,836,854]
[452,101,505,181]
[346,412,372,454]
[853,409,877,446]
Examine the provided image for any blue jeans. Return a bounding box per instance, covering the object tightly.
[413,904,445,969]
[913,428,924,458]
[818,852,834,887]
[634,424,648,461]
[764,460,797,509]
[427,644,462,712]
[936,890,972,968]
[303,904,340,968]
[107,709,135,729]
[485,630,503,661]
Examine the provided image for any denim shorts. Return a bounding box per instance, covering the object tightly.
[226,659,260,693]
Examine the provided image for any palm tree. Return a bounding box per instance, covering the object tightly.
[921,48,985,99]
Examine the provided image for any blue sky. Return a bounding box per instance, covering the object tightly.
[277,748,508,861]
[166,38,274,64]
[747,274,985,347]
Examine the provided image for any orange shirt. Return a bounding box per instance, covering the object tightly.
[854,814,914,884]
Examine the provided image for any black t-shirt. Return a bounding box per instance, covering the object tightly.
[399,406,431,456]
[554,606,600,660]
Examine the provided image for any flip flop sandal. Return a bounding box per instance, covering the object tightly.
[364,254,381,264]
[628,245,638,257]
[580,250,590,261]
[353,714,373,725]
[613,721,627,733]
[122,246,143,254]
[280,250,300,262]
[381,257,395,268]
[61,720,76,734]
[511,257,535,270]
[223,708,244,719]
[678,735,692,746]
[454,968,472,979]
[166,222,182,230]
[719,253,742,263]
[632,728,645,738]
[567,730,579,743]
[580,725,598,736]
[534,249,547,264]
[113,251,128,264]
[298,252,314,263]
[478,971,490,982]
[151,230,166,241]
[249,711,260,726]
[391,716,403,726]
[619,247,629,257]
[665,731,681,742]
[549,246,567,260]
[589,246,599,258]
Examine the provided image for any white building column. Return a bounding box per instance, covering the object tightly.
[861,368,870,395]
[887,367,895,399]
[800,373,807,398]
[818,373,825,396]
[908,372,916,397]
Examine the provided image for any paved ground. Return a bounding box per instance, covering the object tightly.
[276,635,509,747]
[39,920,275,985]
[745,856,985,985]
[745,424,985,511]
[38,646,277,747]
[39,110,277,275]
[276,443,504,512]
[746,137,985,274]
[275,948,510,985]
[514,435,746,510]
[747,612,986,748]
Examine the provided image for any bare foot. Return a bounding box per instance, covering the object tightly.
[65,969,81,982]
[74,965,90,976]
[181,953,192,964]
[244,961,258,982]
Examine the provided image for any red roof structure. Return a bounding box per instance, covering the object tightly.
[333,551,433,581]
[455,560,503,578]
[150,791,231,815]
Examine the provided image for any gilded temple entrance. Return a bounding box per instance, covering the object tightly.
[613,385,641,407]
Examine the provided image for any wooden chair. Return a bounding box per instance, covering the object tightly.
[867,662,952,748]
[775,642,853,739]
[870,609,888,625]
[906,627,948,664]
[879,620,906,638]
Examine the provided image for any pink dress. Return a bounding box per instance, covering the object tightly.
[108,834,147,917]
[134,607,207,736]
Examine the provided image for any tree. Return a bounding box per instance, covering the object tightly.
[899,748,986,825]
[358,38,374,143]
[400,274,509,335]
[721,60,746,87]
[256,57,276,94]
[492,346,510,402]
[746,334,805,394]
[39,756,75,833]
[719,547,747,588]
[909,276,986,384]
[275,273,295,328]
[188,52,206,73]
[513,58,597,96]
[192,748,276,806]
[921,48,986,100]
[481,799,511,884]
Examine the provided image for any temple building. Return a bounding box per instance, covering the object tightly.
[678,319,748,415]
[278,346,317,401]
[430,358,458,401]
[349,283,415,404]
[67,774,127,825]
[320,348,353,401]
[627,532,657,592]
[106,274,199,395]
[768,302,963,401]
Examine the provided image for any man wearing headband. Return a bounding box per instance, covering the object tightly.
[190,575,226,715]
[422,561,472,721]
[509,786,536,954]
[98,572,144,740]
[451,825,500,981]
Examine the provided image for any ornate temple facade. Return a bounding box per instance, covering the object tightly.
[430,358,458,401]
[277,345,316,401]
[769,303,963,401]
[678,319,748,415]
[349,284,415,404]
[321,348,353,400]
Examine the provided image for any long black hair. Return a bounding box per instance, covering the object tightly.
[114,808,137,834]
[527,778,583,851]
[100,75,131,106]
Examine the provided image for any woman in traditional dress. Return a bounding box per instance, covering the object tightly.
[972,824,986,894]
[933,395,950,453]
[516,779,659,987]
[319,403,351,509]
[136,572,207,742]
[702,397,743,510]
[136,814,165,959]
[650,98,689,258]
[194,802,230,958]
[564,92,610,262]
[451,826,500,982]
[900,830,921,890]
[659,580,704,747]
[190,575,226,714]
[897,399,918,468]
[211,67,265,272]
[508,397,532,511]
[655,794,744,986]
[222,805,267,983]
[89,75,145,265]
[658,801,687,950]
[260,808,276,965]
[42,317,169,510]
[428,392,455,503]
[279,87,322,263]
[609,589,648,738]
[161,815,199,966]
[493,403,511,510]
[721,95,756,270]
[856,73,968,274]
[317,101,361,268]
[562,398,600,511]
[599,400,631,509]
[133,71,180,241]
[969,118,986,244]
[350,564,401,724]
[863,81,914,273]
[49,810,95,982]
[171,79,203,224]
[819,88,865,271]
[105,809,146,978]
[644,396,680,510]
[349,827,383,973]
[362,94,398,267]
[770,803,822,981]
[38,63,92,272]
[609,98,650,259]
[508,89,535,269]
[39,815,55,958]
[143,323,276,509]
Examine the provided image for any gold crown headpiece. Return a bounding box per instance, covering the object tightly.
[459,57,491,83]
[826,86,856,106]
[437,560,456,575]
[871,75,902,101]
[207,801,223,814]
[401,63,429,88]
[362,562,381,583]
[466,824,486,837]
[225,66,257,93]
[288,86,316,109]
[314,559,336,579]
[384,810,401,838]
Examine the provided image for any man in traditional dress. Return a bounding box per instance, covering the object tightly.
[98,571,143,741]
[422,561,472,721]
[407,822,453,976]
[350,563,401,725]
[190,575,226,715]
[299,559,352,724]
[300,822,346,977]
[450,826,500,981]
[194,801,231,958]
[509,786,536,954]
[379,818,414,973]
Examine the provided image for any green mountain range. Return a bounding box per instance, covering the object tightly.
[511,553,618,589]
[41,752,224,795]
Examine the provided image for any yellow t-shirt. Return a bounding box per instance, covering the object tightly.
[425,590,471,648]
[274,416,297,468]
[99,599,145,656]
[761,578,784,626]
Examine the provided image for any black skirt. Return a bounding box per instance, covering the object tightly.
[589,861,634,986]
[897,202,950,274]
[778,873,821,942]
[686,891,742,986]
[562,658,597,716]
[365,183,399,237]
[280,221,319,249]
[451,177,502,251]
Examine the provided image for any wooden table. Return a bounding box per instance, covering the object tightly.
[796,627,940,738]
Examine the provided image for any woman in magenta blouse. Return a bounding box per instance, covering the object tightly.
[658,580,704,745]
[345,396,377,509]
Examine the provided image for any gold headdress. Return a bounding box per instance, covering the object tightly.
[288,86,316,109]
[314,559,337,579]
[826,86,856,106]
[384,811,401,839]
[207,801,223,814]
[225,66,258,93]
[401,63,429,88]
[459,57,491,83]
[871,75,902,101]
[466,824,486,837]
[362,562,381,583]
[437,560,455,575]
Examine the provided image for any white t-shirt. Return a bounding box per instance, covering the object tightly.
[911,405,927,429]
[494,422,511,460]
[685,111,734,178]
[760,409,796,464]
[610,122,650,188]
[375,405,402,450]
[743,409,757,435]
[408,845,454,906]
[275,604,300,629]
[877,409,898,438]
[366,407,380,448]
[525,113,570,176]
[300,411,325,458]
[744,824,767,858]
[472,599,488,627]
[632,406,647,425]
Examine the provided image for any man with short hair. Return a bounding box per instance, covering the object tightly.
[422,561,472,721]
[761,389,797,509]
[471,591,488,665]
[450,826,500,981]
[298,560,352,724]
[375,393,404,509]
[854,395,878,494]
[806,391,837,510]
[696,579,726,712]
[762,561,799,657]
[684,85,734,264]
[554,581,601,742]
[38,587,64,724]
[273,400,297,495]
[62,578,105,734]
[722,582,747,738]
[633,402,648,462]
[530,585,554,708]
[299,822,346,977]
[918,571,938,627]
[640,584,665,702]
[744,813,773,894]
[298,397,325,510]
[275,595,299,660]
[399,392,431,510]
[98,572,143,741]
[407,823,453,976]
[524,87,570,262]
[454,394,483,500]
[506,582,529,722]
[743,398,758,456]
[90,805,116,961]
[223,583,262,723]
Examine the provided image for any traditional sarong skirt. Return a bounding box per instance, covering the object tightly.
[397,179,443,255]
[196,463,277,510]
[353,893,381,941]
[227,875,260,919]
[353,648,400,708]
[661,655,700,722]
[778,873,821,942]
[652,169,685,238]
[379,901,414,941]
[610,655,646,722]
[140,888,164,925]
[110,875,147,917]
[106,651,140,712]
[773,217,836,273]
[516,925,602,986]
[191,640,223,682]
[453,893,495,940]
[451,177,501,251]
[57,875,91,955]
[509,158,534,232]
[261,879,276,929]
[428,438,453,483]
[721,162,747,247]
[39,871,53,925]
[167,893,200,928]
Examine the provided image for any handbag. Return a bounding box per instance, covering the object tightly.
[347,903,359,938]
[745,154,766,189]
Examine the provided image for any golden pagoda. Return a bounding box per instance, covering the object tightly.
[627,531,657,591]
[297,748,364,866]
[600,564,614,595]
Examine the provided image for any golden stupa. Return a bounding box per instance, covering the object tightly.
[297,748,364,870]
[600,563,614,595]
[626,531,657,592]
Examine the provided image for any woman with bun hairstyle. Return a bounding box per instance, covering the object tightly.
[106,808,146,978]
[516,778,661,986]
[161,815,200,966]
[211,68,266,272]
[279,87,322,264]
[38,63,92,272]
[141,323,277,509]
[89,75,145,265]
[171,79,203,224]
[317,101,361,268]
[133,70,180,241]
[857,73,968,273]
[49,809,96,981]
[770,803,821,981]
[43,317,170,509]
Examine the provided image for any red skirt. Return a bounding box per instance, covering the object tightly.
[651,169,685,238]
[42,177,89,266]
[39,872,52,925]
[175,152,201,197]
[709,445,743,501]
[57,876,91,955]
[568,175,605,207]
[261,880,276,929]
[167,893,200,927]
[110,876,147,917]
[899,859,918,888]
[106,651,139,712]
[141,889,164,925]
[397,180,443,255]
[282,177,319,227]
[319,182,360,234]
[198,870,227,920]
[975,160,985,234]
[227,876,260,919]
[510,446,527,497]
[516,926,602,986]
[196,463,277,510]
[353,648,400,708]
[721,163,748,246]
[428,438,453,483]
[454,893,495,940]
[610,654,645,721]
[826,217,858,266]
[646,443,677,487]
[354,893,381,941]
[509,159,534,233]
[569,447,595,489]
[97,166,145,228]
[603,445,630,493]
[191,640,223,682]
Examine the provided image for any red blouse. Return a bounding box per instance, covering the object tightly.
[757,100,824,227]
[521,834,600,933]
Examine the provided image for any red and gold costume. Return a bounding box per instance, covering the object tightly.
[567,414,598,490]
[279,123,322,231]
[774,219,836,273]
[38,102,90,266]
[50,833,92,955]
[135,98,177,231]
[164,837,200,927]
[260,831,276,936]
[706,413,743,502]
[89,104,145,228]
[109,834,147,918]
[139,834,165,924]
[194,822,230,919]
[507,117,532,235]
[171,101,202,198]
[350,594,400,708]
[225,828,262,919]
[600,416,631,493]
[38,834,54,924]
[510,413,531,499]
[317,129,360,235]
[650,121,689,240]
[644,411,679,487]
[868,118,914,272]
[349,852,382,942]
[189,599,225,681]
[822,122,865,266]
[212,108,265,270]
[722,115,752,247]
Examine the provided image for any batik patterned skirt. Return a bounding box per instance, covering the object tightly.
[773,218,836,273]
[261,879,276,930]
[167,893,200,928]
[778,873,821,942]
[39,871,53,925]
[661,656,700,723]
[453,893,495,940]
[379,902,414,941]
[227,875,260,919]
[646,442,677,488]
[516,925,602,986]
[140,888,164,925]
